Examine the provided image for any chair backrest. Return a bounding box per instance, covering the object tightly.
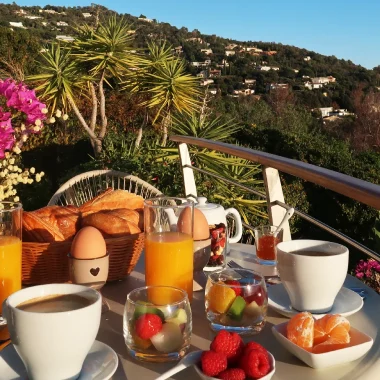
[48,170,163,207]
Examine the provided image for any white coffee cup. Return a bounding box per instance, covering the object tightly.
[276,240,349,313]
[2,283,101,380]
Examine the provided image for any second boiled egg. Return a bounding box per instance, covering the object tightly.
[177,207,210,241]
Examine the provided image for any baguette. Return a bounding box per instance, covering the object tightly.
[81,210,141,238]
[80,188,144,216]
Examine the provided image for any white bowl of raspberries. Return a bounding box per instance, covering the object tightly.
[194,330,275,380]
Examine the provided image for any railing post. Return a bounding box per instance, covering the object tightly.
[178,143,198,201]
[263,166,292,241]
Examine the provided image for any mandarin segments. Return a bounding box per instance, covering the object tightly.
[312,324,351,354]
[313,314,350,345]
[286,311,314,350]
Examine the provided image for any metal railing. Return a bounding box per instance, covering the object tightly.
[170,135,380,261]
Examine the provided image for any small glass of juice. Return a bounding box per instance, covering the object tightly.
[0,201,22,326]
[144,197,194,301]
[123,285,192,362]
[253,225,283,265]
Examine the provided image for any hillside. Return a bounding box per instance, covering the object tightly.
[0,2,379,113]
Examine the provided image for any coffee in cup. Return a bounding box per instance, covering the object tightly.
[2,283,101,380]
[276,240,349,313]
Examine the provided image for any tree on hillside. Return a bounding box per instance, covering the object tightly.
[28,16,144,156]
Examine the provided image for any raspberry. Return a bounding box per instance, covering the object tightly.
[134,313,162,340]
[218,368,246,380]
[210,330,244,364]
[244,285,266,306]
[239,349,271,379]
[201,350,227,377]
[244,341,268,357]
[225,280,242,296]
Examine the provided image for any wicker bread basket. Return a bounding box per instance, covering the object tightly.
[21,170,161,285]
[22,233,145,285]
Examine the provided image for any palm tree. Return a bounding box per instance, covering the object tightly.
[138,42,202,146]
[28,16,144,156]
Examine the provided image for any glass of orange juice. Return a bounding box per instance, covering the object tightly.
[144,197,194,302]
[0,201,22,326]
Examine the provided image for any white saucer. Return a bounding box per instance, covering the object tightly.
[0,340,118,380]
[268,283,364,319]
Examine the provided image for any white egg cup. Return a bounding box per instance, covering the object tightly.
[68,253,110,313]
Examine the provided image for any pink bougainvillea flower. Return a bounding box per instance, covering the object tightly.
[0,119,14,159]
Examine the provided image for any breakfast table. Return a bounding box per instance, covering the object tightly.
[97,243,380,380]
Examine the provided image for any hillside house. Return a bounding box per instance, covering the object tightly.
[57,21,69,27]
[266,83,289,92]
[204,59,211,65]
[305,81,323,90]
[244,79,256,88]
[25,15,42,20]
[208,88,218,95]
[262,50,277,56]
[56,35,74,42]
[200,79,214,86]
[9,22,26,29]
[15,9,27,15]
[186,37,204,44]
[42,22,48,26]
[138,17,153,23]
[82,13,92,18]
[209,70,222,78]
[225,50,236,56]
[197,70,208,78]
[201,49,213,55]
[174,46,183,54]
[293,69,299,73]
[311,77,336,85]
[226,43,238,50]
[233,89,255,96]
[317,107,334,117]
[258,66,279,71]
[40,9,57,14]
[304,56,311,61]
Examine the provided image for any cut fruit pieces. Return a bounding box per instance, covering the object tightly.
[313,324,350,354]
[227,296,246,320]
[165,308,188,325]
[150,322,183,353]
[207,282,236,314]
[314,314,350,345]
[133,304,165,322]
[244,300,262,319]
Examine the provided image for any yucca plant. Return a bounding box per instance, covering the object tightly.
[28,16,144,156]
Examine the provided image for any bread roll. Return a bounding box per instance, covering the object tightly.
[81,210,141,238]
[33,205,81,241]
[22,211,65,242]
[103,208,140,227]
[80,188,144,216]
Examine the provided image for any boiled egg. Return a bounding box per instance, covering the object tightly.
[71,226,107,259]
[177,207,210,241]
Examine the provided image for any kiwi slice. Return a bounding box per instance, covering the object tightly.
[133,303,165,322]
[227,296,246,321]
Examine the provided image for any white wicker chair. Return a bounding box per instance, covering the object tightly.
[48,170,163,207]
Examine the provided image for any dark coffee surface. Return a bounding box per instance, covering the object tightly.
[289,250,335,257]
[16,294,93,313]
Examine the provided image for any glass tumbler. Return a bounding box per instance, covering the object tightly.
[205,268,268,335]
[123,285,192,362]
[254,225,283,265]
[0,202,22,326]
[144,197,194,301]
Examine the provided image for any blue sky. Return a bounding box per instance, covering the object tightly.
[6,0,380,69]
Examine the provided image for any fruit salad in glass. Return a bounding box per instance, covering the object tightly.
[205,268,268,335]
[123,286,192,362]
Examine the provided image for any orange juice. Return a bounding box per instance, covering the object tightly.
[145,232,193,303]
[0,236,22,314]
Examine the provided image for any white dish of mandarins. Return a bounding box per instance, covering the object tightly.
[272,312,374,369]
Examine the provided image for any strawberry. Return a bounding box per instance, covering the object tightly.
[244,341,268,357]
[218,368,246,380]
[225,280,242,296]
[134,313,162,340]
[210,330,244,364]
[200,350,227,377]
[239,349,270,379]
